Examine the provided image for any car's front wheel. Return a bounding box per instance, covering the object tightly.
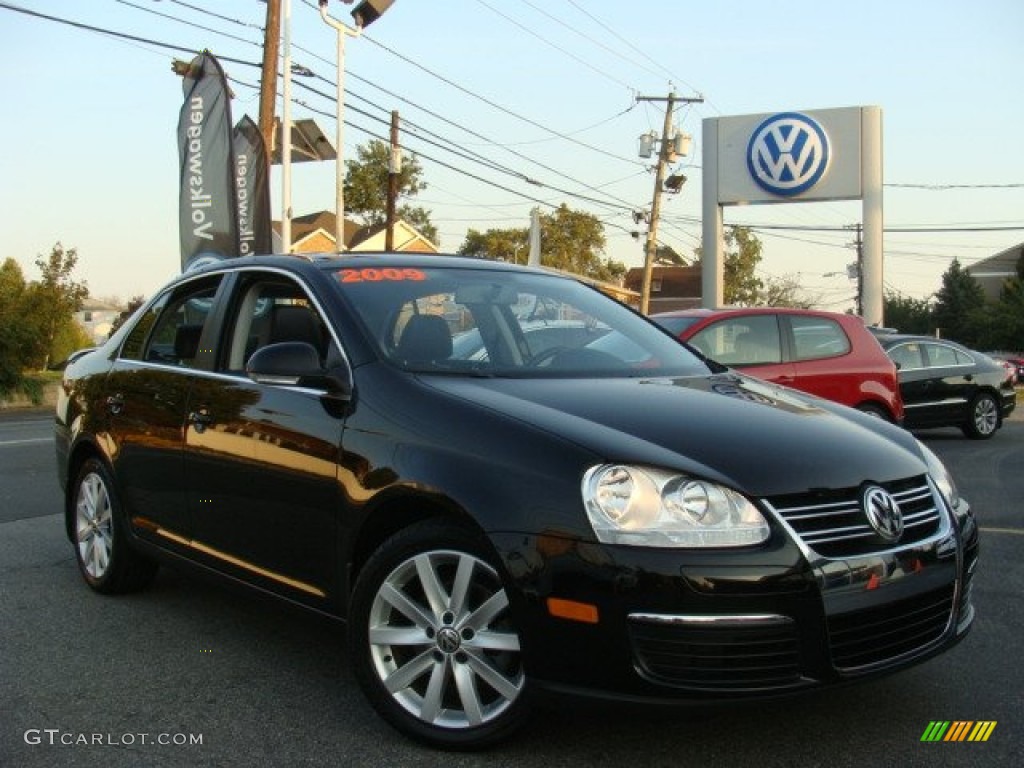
[72,458,157,593]
[349,520,528,750]
[962,392,1000,439]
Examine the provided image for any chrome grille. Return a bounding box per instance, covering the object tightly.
[766,475,944,558]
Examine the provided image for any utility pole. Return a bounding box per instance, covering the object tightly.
[635,90,703,315]
[852,223,864,316]
[258,0,281,163]
[385,110,400,251]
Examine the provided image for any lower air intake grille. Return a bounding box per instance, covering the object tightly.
[827,585,954,670]
[628,618,802,691]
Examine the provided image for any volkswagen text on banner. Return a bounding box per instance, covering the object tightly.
[232,115,272,257]
[177,51,239,271]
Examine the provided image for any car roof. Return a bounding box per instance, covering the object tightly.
[652,306,861,322]
[876,334,968,349]
[181,252,550,280]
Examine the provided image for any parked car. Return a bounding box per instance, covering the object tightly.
[653,307,904,422]
[991,356,1018,386]
[1007,355,1024,385]
[879,335,1017,439]
[982,352,1023,385]
[57,254,977,749]
[1004,355,1024,385]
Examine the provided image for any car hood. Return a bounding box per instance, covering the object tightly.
[419,372,925,498]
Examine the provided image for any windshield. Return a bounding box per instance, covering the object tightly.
[331,265,710,378]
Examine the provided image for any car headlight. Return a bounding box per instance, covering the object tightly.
[582,464,770,548]
[917,441,962,511]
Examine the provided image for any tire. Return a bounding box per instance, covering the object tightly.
[855,403,890,421]
[72,458,158,594]
[348,520,529,750]
[961,392,1000,439]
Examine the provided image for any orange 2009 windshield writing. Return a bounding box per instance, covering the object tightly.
[339,268,427,284]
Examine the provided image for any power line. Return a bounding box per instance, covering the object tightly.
[514,0,676,85]
[887,182,1024,190]
[0,1,261,70]
[356,33,646,168]
[562,0,709,105]
[288,77,636,213]
[473,0,635,91]
[163,0,263,31]
[113,0,261,48]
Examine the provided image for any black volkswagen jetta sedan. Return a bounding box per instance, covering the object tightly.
[56,254,977,750]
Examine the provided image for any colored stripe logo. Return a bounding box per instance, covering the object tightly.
[921,721,997,742]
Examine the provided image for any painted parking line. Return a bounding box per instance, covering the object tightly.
[0,438,52,447]
[979,527,1024,536]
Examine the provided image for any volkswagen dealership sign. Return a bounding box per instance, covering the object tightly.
[711,106,868,205]
[701,106,884,325]
[746,112,831,197]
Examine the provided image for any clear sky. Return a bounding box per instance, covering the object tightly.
[1,0,1022,309]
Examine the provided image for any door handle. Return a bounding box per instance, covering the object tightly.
[105,394,124,415]
[189,409,213,434]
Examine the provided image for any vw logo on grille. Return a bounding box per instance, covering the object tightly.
[862,486,904,542]
[746,112,831,197]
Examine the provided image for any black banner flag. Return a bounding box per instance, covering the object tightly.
[232,115,272,256]
[177,52,238,270]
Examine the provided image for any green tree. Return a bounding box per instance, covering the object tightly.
[457,204,625,282]
[0,258,35,392]
[343,140,438,244]
[653,244,687,266]
[25,243,89,370]
[931,258,985,345]
[51,317,93,366]
[458,227,528,264]
[883,291,933,334]
[760,274,819,308]
[109,295,147,338]
[694,225,764,306]
[974,252,1024,351]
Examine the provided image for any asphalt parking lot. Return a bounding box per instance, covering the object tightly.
[1,406,1021,767]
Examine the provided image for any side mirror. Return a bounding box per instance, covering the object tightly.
[247,342,352,399]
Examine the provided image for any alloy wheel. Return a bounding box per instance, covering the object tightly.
[367,549,524,730]
[76,471,113,579]
[974,395,998,436]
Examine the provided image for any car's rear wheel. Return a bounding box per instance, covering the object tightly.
[962,392,999,439]
[855,403,891,421]
[349,520,528,750]
[73,458,157,593]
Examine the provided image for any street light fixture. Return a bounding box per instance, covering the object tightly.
[318,0,397,251]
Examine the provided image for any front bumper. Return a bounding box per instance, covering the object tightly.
[491,503,978,703]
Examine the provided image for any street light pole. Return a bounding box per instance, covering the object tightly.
[281,0,293,253]
[318,1,362,251]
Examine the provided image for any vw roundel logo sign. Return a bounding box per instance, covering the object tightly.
[746,112,831,197]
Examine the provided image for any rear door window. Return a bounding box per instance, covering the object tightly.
[789,316,851,361]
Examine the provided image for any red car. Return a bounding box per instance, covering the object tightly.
[654,307,904,422]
